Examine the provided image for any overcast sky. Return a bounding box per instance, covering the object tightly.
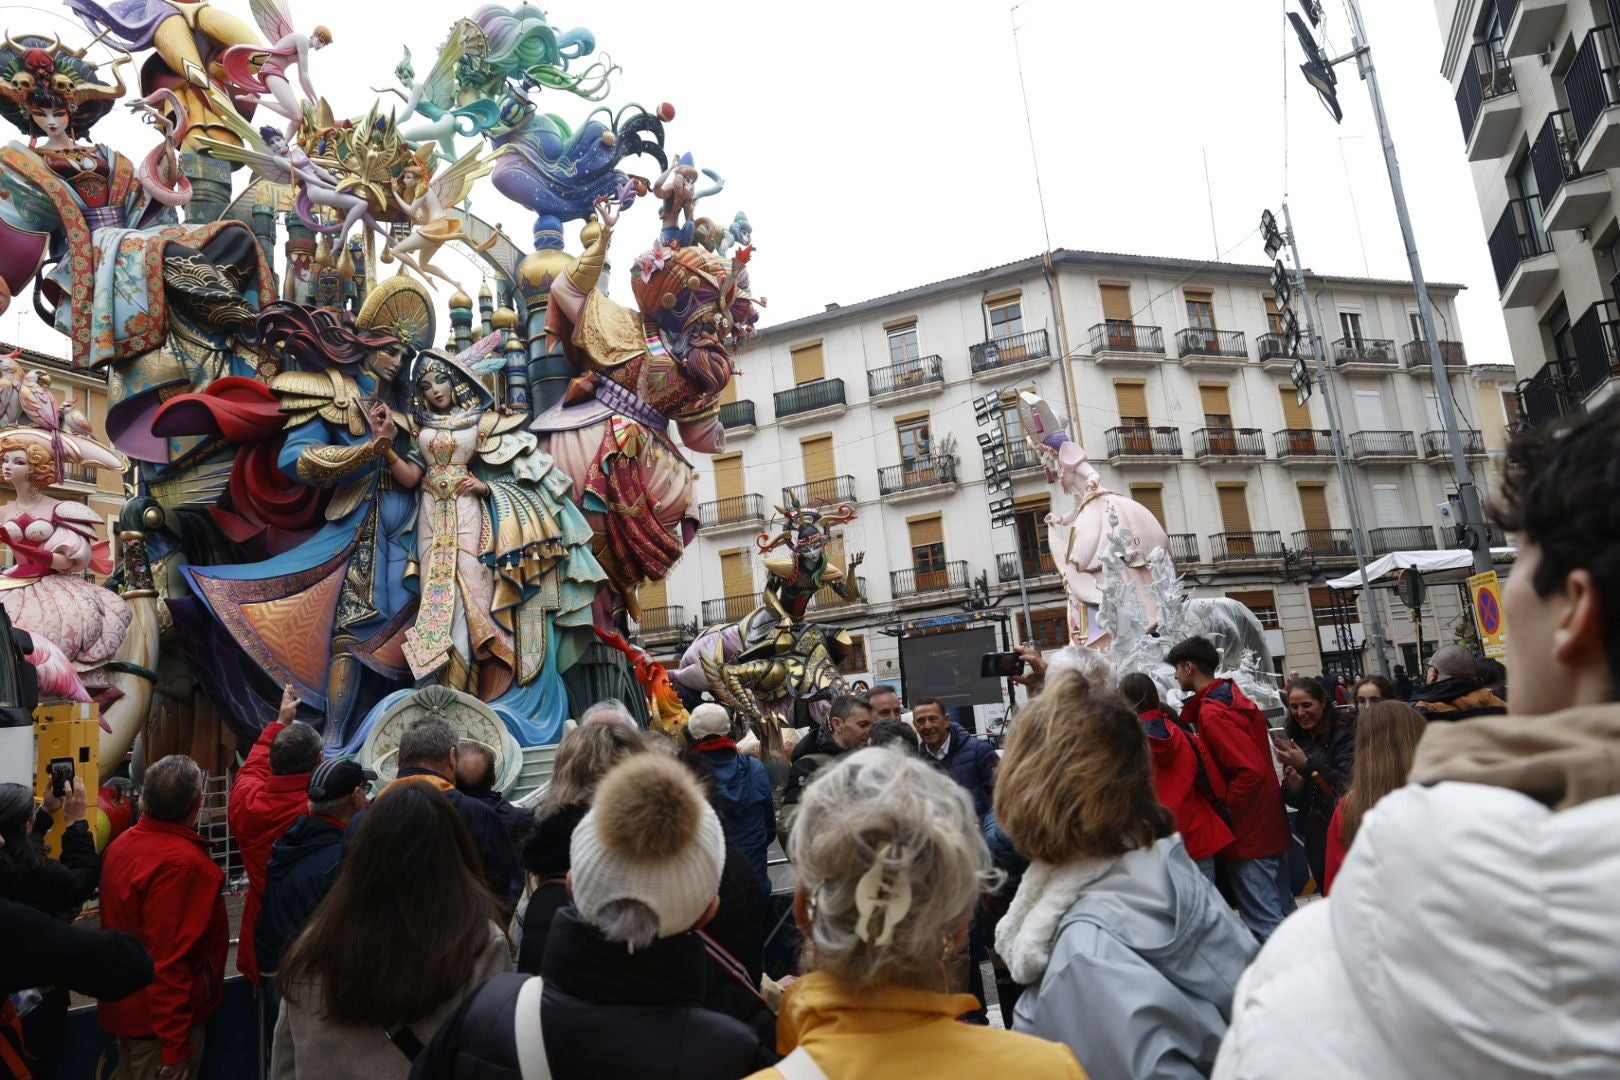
[5,0,1507,366]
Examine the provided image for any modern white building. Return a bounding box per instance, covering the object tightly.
[640,250,1518,697]
[1434,0,1620,424]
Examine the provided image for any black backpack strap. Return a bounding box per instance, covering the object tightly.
[453,972,534,1075]
[384,1025,425,1062]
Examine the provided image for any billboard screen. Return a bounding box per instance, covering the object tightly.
[897,626,1003,710]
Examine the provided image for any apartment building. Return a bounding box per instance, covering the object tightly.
[1436,0,1620,424]
[642,250,1517,690]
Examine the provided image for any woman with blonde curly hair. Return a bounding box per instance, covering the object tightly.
[1320,700,1427,894]
[748,748,1083,1078]
[994,670,1257,1078]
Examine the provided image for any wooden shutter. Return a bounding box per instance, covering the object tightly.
[721,549,752,599]
[791,342,825,385]
[1100,283,1133,322]
[1130,484,1166,527]
[1280,385,1311,429]
[713,453,744,503]
[907,514,944,550]
[719,372,738,406]
[1114,381,1148,420]
[800,435,835,483]
[1217,484,1252,532]
[1199,384,1232,418]
[1298,483,1331,533]
[639,575,667,611]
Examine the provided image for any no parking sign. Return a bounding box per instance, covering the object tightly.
[1468,570,1507,659]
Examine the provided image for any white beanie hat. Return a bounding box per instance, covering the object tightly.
[569,754,726,939]
[686,702,732,741]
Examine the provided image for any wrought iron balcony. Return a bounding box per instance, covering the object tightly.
[1175,327,1247,359]
[638,605,685,638]
[1529,109,1585,212]
[1007,443,1044,472]
[1455,39,1517,144]
[1087,321,1164,355]
[1169,534,1201,565]
[996,550,1057,582]
[1211,531,1285,563]
[702,595,758,625]
[890,560,969,599]
[1420,430,1487,459]
[697,494,765,530]
[782,475,856,507]
[774,377,846,420]
[877,455,958,496]
[1273,429,1335,460]
[1369,526,1438,555]
[970,329,1051,374]
[1105,425,1181,460]
[1517,357,1581,429]
[867,354,944,398]
[1488,196,1552,293]
[56,461,98,485]
[1403,339,1467,367]
[1347,430,1417,459]
[718,399,756,430]
[810,575,867,612]
[1192,427,1265,460]
[1564,25,1620,154]
[1291,529,1356,560]
[1331,337,1397,366]
[1257,332,1292,364]
[1570,298,1620,399]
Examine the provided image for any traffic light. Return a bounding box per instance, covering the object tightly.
[1289,12,1343,125]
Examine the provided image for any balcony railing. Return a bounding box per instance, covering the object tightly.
[1105,425,1181,458]
[1403,339,1468,367]
[1529,109,1585,209]
[1420,430,1486,458]
[1331,337,1397,366]
[774,377,846,419]
[782,475,857,507]
[877,455,957,495]
[1565,25,1620,148]
[1489,196,1552,291]
[1348,430,1416,458]
[1087,321,1164,355]
[1291,529,1356,559]
[1211,531,1285,562]
[890,560,969,598]
[1169,534,1201,564]
[1273,428,1335,459]
[56,461,98,485]
[718,399,756,430]
[1007,443,1043,472]
[867,354,944,398]
[996,550,1057,582]
[1369,526,1438,555]
[702,595,758,624]
[638,605,685,634]
[1570,298,1620,398]
[1192,427,1265,458]
[1517,357,1579,429]
[1257,332,1291,361]
[809,575,867,611]
[1175,327,1248,359]
[698,494,765,529]
[1456,39,1517,142]
[970,329,1051,373]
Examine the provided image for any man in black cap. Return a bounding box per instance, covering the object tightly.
[255,759,375,980]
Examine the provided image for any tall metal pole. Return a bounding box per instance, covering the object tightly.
[1282,201,1393,677]
[1344,0,1493,575]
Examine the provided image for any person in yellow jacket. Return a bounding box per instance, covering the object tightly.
[747,748,1084,1080]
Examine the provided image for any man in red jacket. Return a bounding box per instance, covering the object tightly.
[1169,635,1296,942]
[99,754,228,1079]
[228,685,321,985]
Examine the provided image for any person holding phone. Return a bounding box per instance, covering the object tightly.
[1274,678,1355,887]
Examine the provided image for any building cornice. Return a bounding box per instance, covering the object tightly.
[1439,0,1472,83]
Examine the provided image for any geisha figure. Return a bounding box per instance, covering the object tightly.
[376,350,604,740]
[0,35,268,436]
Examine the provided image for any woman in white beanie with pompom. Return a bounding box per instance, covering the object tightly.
[410,753,777,1078]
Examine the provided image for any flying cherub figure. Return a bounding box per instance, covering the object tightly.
[388,143,503,290]
[373,37,490,164]
[219,0,332,138]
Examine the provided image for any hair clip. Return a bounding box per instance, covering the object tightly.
[853,841,914,946]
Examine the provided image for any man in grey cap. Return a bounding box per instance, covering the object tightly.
[1409,644,1507,722]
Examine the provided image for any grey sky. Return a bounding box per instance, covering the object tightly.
[5,0,1505,366]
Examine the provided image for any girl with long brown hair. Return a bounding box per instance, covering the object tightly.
[1320,700,1426,895]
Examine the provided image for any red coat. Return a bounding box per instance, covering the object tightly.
[1322,802,1347,895]
[1180,679,1290,860]
[97,817,228,1066]
[1139,709,1235,861]
[227,720,313,982]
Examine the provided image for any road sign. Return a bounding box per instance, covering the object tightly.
[1467,569,1507,659]
[1394,568,1425,610]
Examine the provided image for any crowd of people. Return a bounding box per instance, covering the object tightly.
[1,399,1618,1078]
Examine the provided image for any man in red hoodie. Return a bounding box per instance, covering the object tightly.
[1169,635,1295,942]
[98,754,228,1078]
[227,685,321,986]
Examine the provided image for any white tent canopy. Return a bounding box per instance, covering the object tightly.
[1324,548,1518,590]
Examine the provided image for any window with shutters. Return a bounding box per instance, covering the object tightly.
[1353,389,1386,430]
[1013,494,1052,576]
[1264,293,1285,335]
[1424,390,1444,431]
[1226,589,1281,630]
[1372,483,1403,528]
[1298,484,1333,550]
[908,514,946,582]
[639,575,668,619]
[800,434,836,504]
[1029,608,1070,649]
[897,414,932,463]
[719,372,738,406]
[791,342,826,386]
[1185,289,1216,330]
[887,322,921,367]
[1311,585,1361,625]
[1199,384,1234,450]
[1279,385,1312,429]
[720,549,753,619]
[1408,311,1423,342]
[839,634,868,676]
[713,453,745,507]
[1218,484,1254,553]
[1339,310,1364,347]
[987,294,1024,340]
[1101,282,1134,347]
[1130,484,1166,529]
[1115,381,1150,451]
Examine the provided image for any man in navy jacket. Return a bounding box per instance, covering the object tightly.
[912,698,998,821]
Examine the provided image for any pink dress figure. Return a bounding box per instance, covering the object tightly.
[220,1,332,139]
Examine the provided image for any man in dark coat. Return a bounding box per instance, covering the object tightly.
[685,703,776,896]
[779,695,872,846]
[1411,645,1509,722]
[455,739,534,855]
[255,759,373,977]
[912,698,999,821]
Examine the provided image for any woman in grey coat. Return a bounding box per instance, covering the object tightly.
[994,672,1258,1078]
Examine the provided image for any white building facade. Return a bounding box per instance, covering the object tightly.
[1434,0,1620,424]
[640,250,1517,697]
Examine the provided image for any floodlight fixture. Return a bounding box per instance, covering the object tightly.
[1289,12,1344,125]
[973,392,1004,425]
[1262,209,1285,260]
[1282,308,1302,356]
[1297,0,1322,27]
[976,428,1005,450]
[1270,260,1293,308]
